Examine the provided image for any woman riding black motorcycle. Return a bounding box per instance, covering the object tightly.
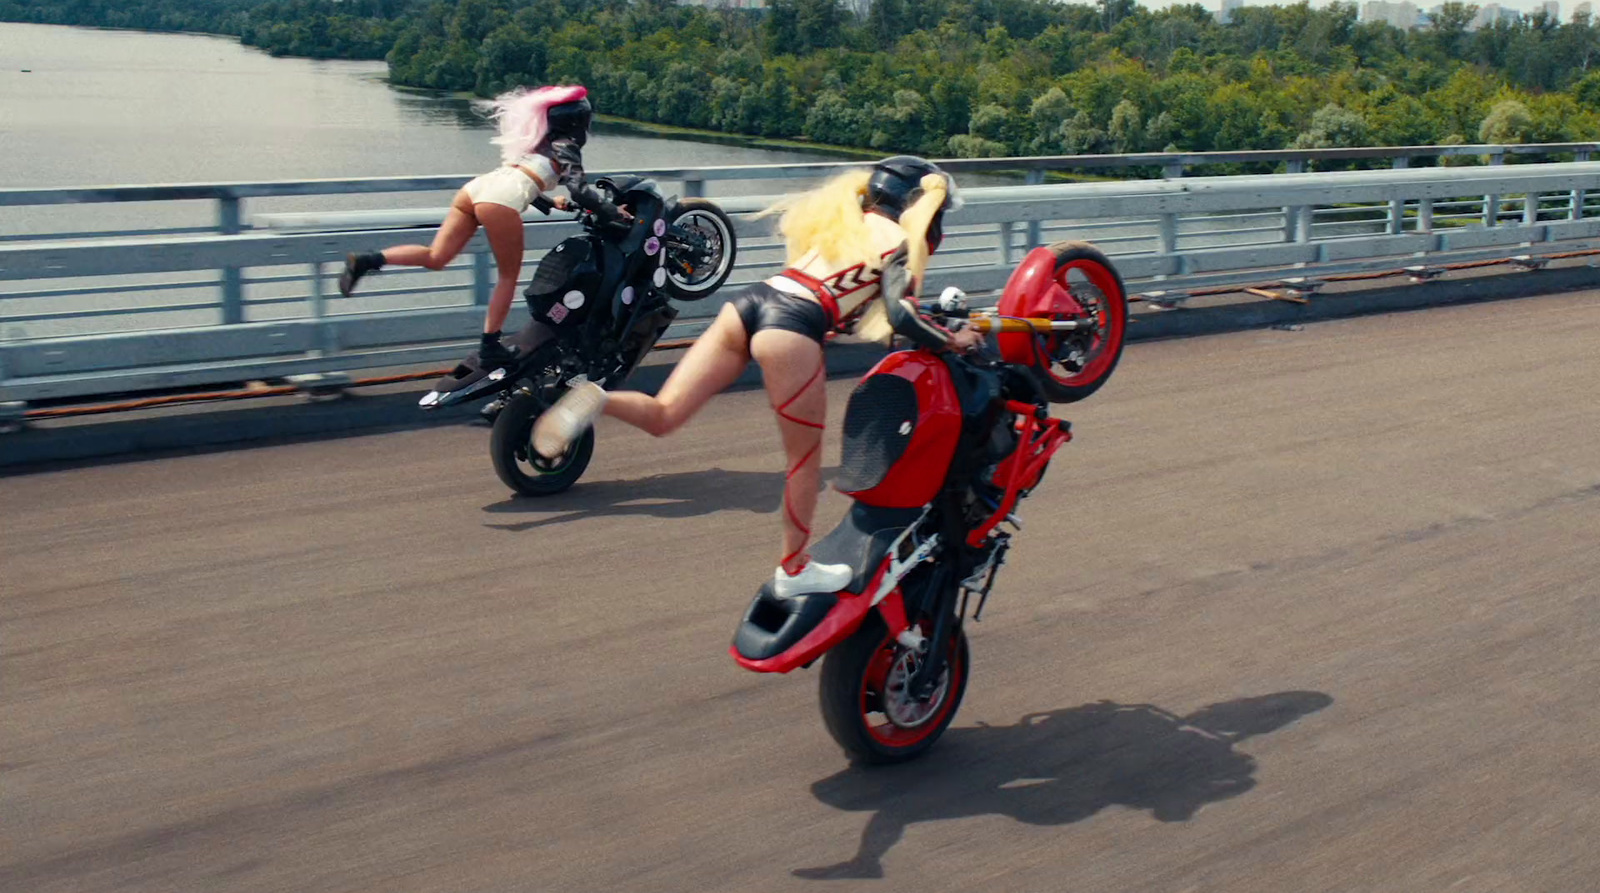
[338,85,627,365]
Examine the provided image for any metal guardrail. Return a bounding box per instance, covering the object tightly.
[3,152,1599,405]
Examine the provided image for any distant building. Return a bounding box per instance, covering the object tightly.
[1471,2,1521,27]
[1217,0,1245,24]
[1361,0,1421,28]
[1577,1,1594,18]
[1541,0,1560,20]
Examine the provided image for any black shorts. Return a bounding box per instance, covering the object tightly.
[731,282,831,346]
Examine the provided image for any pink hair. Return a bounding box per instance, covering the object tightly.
[489,85,589,164]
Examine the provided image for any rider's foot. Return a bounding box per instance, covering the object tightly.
[338,251,384,297]
[478,331,517,368]
[532,381,607,459]
[773,559,853,599]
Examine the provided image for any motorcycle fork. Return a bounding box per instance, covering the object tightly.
[905,498,968,701]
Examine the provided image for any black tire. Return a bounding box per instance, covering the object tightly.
[489,391,594,496]
[661,198,737,301]
[1029,241,1129,404]
[818,614,970,765]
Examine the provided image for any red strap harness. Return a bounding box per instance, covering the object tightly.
[776,267,841,330]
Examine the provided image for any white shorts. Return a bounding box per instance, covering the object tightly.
[463,167,539,212]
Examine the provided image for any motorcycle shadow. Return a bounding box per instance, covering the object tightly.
[482,465,840,532]
[794,690,1333,880]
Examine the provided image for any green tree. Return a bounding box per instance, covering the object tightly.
[1478,98,1533,143]
[1291,103,1368,148]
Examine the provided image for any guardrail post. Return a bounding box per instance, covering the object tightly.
[218,195,244,325]
[1484,151,1505,227]
[1024,169,1044,249]
[998,221,1015,265]
[308,262,338,355]
[1572,151,1589,220]
[1162,161,1184,179]
[683,178,705,198]
[472,251,492,306]
[1294,205,1313,243]
[1523,191,1540,227]
[1418,198,1434,233]
[1283,160,1308,242]
[1388,157,1408,234]
[1158,213,1177,255]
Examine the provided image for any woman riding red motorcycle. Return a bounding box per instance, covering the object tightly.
[532,157,977,598]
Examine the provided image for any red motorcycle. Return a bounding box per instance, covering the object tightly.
[731,241,1129,764]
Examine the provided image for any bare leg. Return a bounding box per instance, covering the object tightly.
[382,190,479,271]
[473,202,526,333]
[750,328,827,573]
[603,303,751,435]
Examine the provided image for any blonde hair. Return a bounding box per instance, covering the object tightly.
[761,170,878,270]
[852,173,949,344]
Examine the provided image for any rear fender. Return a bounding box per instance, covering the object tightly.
[731,562,908,674]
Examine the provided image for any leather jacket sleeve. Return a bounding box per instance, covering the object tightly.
[550,139,622,221]
[877,243,955,351]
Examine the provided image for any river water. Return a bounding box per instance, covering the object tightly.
[0,23,876,338]
[0,22,848,238]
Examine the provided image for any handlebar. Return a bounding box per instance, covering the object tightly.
[967,316,1090,334]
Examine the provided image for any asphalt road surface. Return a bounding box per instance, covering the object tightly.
[5,290,1599,893]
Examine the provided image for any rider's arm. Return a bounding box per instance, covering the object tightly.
[877,243,960,352]
[550,139,623,221]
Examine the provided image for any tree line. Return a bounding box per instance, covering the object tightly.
[8,0,1600,159]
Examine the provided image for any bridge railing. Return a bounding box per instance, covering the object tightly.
[3,151,1599,404]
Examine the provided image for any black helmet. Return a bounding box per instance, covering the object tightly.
[546,97,593,147]
[865,155,962,252]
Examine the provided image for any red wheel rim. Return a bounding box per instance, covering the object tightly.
[858,624,965,749]
[1043,258,1126,388]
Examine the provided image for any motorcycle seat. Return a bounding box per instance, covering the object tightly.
[809,501,927,596]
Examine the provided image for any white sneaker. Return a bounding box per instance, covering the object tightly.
[773,560,854,599]
[533,381,608,458]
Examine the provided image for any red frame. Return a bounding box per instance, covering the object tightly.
[966,401,1071,548]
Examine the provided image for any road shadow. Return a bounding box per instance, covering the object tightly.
[794,690,1333,880]
[482,466,839,532]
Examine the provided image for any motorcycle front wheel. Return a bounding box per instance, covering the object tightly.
[1031,241,1129,404]
[489,391,595,496]
[818,614,969,765]
[662,199,737,301]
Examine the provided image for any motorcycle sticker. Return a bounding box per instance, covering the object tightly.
[562,290,586,309]
[547,303,570,323]
[653,218,666,236]
[621,286,635,306]
[644,236,661,257]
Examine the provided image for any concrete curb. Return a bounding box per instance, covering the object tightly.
[3,262,1594,473]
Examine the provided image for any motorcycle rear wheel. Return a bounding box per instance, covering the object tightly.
[489,391,595,496]
[818,614,969,765]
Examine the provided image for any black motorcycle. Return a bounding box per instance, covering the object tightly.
[419,176,737,495]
